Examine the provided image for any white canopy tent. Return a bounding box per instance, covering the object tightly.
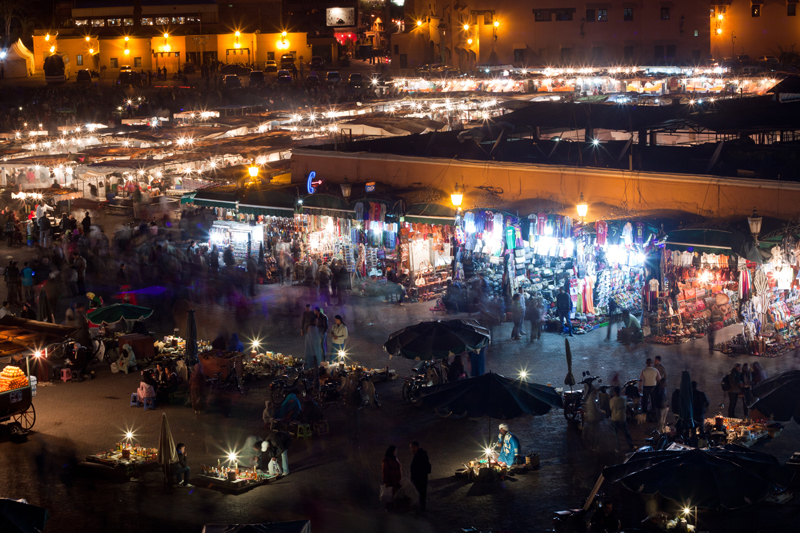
[2,39,35,78]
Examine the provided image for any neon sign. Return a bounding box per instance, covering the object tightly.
[307,171,323,194]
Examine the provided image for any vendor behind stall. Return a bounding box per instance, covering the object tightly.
[495,424,521,465]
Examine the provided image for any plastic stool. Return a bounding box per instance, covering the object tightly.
[142,397,156,411]
[293,423,312,439]
[130,393,140,407]
[313,420,329,436]
[60,368,72,383]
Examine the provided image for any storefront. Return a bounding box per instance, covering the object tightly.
[401,203,455,300]
[209,221,264,264]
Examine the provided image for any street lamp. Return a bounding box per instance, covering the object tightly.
[248,166,259,178]
[416,20,422,26]
[451,183,463,207]
[748,208,762,243]
[576,192,588,222]
[340,176,352,199]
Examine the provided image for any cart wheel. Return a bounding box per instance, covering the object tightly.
[13,404,35,431]
[271,387,286,405]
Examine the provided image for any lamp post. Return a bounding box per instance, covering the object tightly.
[248,166,258,178]
[451,183,464,208]
[747,207,762,243]
[576,192,588,223]
[340,176,352,199]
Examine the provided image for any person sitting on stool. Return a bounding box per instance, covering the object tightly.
[173,443,193,488]
[619,309,641,344]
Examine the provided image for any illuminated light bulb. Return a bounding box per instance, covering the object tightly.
[519,370,528,379]
[124,49,130,55]
[125,431,134,440]
[248,166,258,177]
[235,31,240,37]
[45,34,50,41]
[252,339,260,348]
[493,20,499,27]
[467,38,473,45]
[282,31,287,37]
[124,36,129,41]
[716,28,722,35]
[164,33,169,39]
[416,20,422,26]
[85,36,90,42]
[463,24,469,30]
[89,48,94,54]
[49,46,55,53]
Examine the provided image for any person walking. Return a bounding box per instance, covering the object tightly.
[409,441,431,512]
[724,363,744,418]
[638,358,662,418]
[174,443,193,487]
[751,362,768,387]
[318,262,331,306]
[556,286,573,336]
[654,378,670,432]
[20,262,34,303]
[330,315,348,358]
[609,386,633,452]
[527,293,542,342]
[381,445,402,510]
[740,363,753,418]
[73,253,87,295]
[706,322,716,353]
[315,307,328,359]
[510,293,523,340]
[516,287,526,335]
[337,261,350,305]
[300,304,314,335]
[81,211,92,235]
[606,297,619,340]
[304,317,323,368]
[190,362,205,414]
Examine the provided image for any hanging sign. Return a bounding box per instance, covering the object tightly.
[307,171,323,194]
[365,182,376,192]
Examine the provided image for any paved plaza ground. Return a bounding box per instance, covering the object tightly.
[2,231,800,532]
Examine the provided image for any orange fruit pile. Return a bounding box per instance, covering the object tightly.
[0,366,29,392]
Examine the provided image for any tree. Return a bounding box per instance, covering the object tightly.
[0,0,19,44]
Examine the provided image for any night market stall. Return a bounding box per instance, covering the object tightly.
[401,203,456,301]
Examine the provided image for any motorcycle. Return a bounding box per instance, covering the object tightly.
[563,372,601,425]
[270,365,311,404]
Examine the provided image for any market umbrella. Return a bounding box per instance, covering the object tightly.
[0,498,49,533]
[677,369,695,430]
[384,319,490,360]
[87,303,153,325]
[185,309,198,365]
[564,339,575,388]
[157,413,178,484]
[420,372,563,419]
[748,370,800,423]
[37,292,53,324]
[602,445,793,510]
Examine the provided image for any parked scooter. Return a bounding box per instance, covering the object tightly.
[563,372,601,425]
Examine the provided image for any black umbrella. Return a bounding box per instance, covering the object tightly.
[37,293,53,324]
[420,372,563,419]
[0,498,49,533]
[677,369,695,429]
[185,309,198,365]
[384,319,490,361]
[603,444,793,510]
[749,370,800,422]
[564,339,575,387]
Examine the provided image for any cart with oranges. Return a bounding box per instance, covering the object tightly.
[0,365,35,438]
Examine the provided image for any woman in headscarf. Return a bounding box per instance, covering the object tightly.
[278,393,302,421]
[381,445,402,508]
[227,333,244,352]
[448,354,465,382]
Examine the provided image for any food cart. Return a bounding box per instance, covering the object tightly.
[0,317,78,440]
[197,463,277,494]
[198,349,245,394]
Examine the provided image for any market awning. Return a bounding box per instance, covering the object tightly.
[301,194,355,219]
[239,189,297,217]
[191,188,240,209]
[404,203,456,226]
[664,228,765,264]
[179,192,197,204]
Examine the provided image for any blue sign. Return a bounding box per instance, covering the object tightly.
[307,171,323,194]
[365,182,376,193]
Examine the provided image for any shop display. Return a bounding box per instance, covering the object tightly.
[703,416,783,447]
[0,366,29,392]
[209,221,264,263]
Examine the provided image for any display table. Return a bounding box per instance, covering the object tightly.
[86,446,158,477]
[197,466,277,494]
[456,458,508,482]
[703,416,783,447]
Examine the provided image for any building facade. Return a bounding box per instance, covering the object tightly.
[391,0,711,69]
[710,0,800,60]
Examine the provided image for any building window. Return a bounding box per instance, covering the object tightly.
[134,57,142,67]
[110,58,118,68]
[155,17,170,25]
[514,49,525,62]
[108,18,121,26]
[172,17,185,24]
[74,19,88,26]
[694,29,698,36]
[789,3,796,16]
[624,46,634,60]
[555,9,573,21]
[660,7,670,20]
[124,18,134,26]
[623,8,633,21]
[666,45,676,58]
[592,47,604,61]
[654,45,664,58]
[561,48,571,63]
[91,19,105,27]
[393,45,398,55]
[76,54,83,65]
[717,6,726,16]
[141,18,153,25]
[751,4,761,17]
[597,9,608,21]
[187,16,200,23]
[534,10,550,22]
[268,51,275,60]
[585,9,595,21]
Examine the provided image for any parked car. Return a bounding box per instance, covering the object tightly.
[182,63,196,74]
[759,55,780,65]
[76,69,92,83]
[119,65,133,73]
[310,56,325,69]
[306,73,320,87]
[326,71,341,85]
[348,72,363,88]
[265,60,278,72]
[280,54,295,69]
[276,69,292,85]
[249,70,266,87]
[223,74,242,88]
[220,64,251,76]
